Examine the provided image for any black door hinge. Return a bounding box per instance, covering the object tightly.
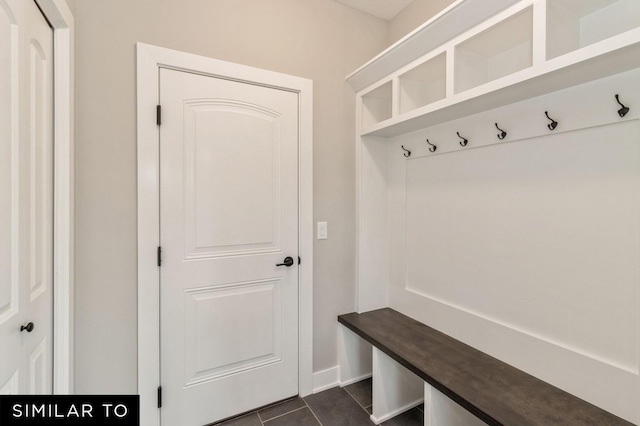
[156,105,162,126]
[157,246,162,267]
[157,386,162,408]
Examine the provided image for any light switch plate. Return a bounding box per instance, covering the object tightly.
[317,222,327,240]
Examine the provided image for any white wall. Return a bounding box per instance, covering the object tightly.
[72,0,387,393]
[64,0,75,14]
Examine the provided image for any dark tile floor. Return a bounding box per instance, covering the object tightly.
[213,378,423,426]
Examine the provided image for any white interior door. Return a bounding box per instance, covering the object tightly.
[159,68,300,425]
[0,0,53,394]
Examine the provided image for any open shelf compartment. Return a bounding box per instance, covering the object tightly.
[398,52,447,115]
[454,7,533,94]
[547,0,640,60]
[361,81,392,129]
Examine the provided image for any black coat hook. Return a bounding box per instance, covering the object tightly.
[495,123,507,140]
[616,94,630,118]
[545,111,558,130]
[457,132,468,147]
[401,145,411,158]
[426,139,437,153]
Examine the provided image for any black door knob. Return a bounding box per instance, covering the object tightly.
[20,322,34,333]
[276,256,294,267]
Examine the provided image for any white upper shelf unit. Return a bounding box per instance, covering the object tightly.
[349,0,640,138]
[346,0,522,93]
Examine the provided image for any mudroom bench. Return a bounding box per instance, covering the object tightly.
[338,308,632,425]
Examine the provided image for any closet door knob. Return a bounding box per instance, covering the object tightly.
[20,322,34,333]
[276,257,294,267]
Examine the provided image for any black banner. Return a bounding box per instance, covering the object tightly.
[0,395,139,425]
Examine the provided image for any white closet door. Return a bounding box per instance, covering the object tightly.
[0,0,53,395]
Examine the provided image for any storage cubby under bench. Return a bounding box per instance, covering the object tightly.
[338,308,632,425]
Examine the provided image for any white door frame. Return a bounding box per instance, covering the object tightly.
[136,43,314,426]
[33,0,74,394]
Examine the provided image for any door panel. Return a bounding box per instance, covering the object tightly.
[160,68,299,425]
[183,100,282,257]
[0,0,53,395]
[28,337,46,394]
[184,279,282,384]
[0,371,19,394]
[29,39,51,302]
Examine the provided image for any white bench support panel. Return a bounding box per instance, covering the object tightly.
[338,324,372,386]
[371,347,423,425]
[424,382,487,426]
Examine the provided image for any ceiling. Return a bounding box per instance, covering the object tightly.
[335,0,416,20]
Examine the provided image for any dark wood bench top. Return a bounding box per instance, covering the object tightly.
[338,308,633,426]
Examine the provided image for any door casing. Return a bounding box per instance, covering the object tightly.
[32,0,74,395]
[136,42,314,426]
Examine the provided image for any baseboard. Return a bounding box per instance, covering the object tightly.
[339,372,372,387]
[312,365,340,393]
[369,398,423,425]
